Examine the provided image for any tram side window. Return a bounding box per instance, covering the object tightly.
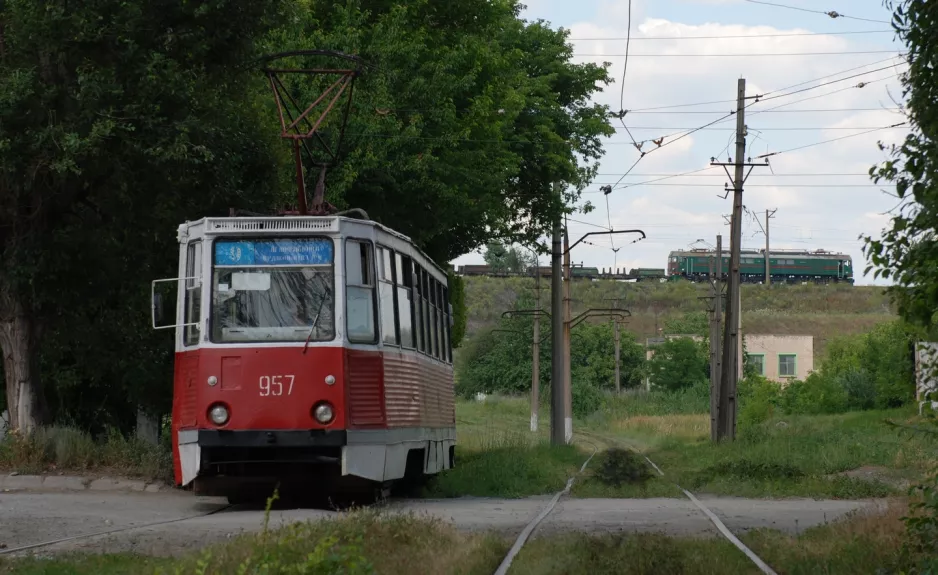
[396,254,415,348]
[346,239,376,343]
[377,247,400,346]
[429,275,439,360]
[442,284,451,363]
[426,273,434,359]
[184,241,202,346]
[413,262,425,353]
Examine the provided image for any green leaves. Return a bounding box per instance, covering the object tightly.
[862,1,938,331]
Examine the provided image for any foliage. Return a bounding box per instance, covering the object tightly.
[0,0,290,431]
[593,448,653,487]
[646,337,708,392]
[0,0,615,434]
[663,311,709,337]
[773,320,917,417]
[737,375,782,428]
[0,425,171,481]
[268,0,615,263]
[862,0,938,333]
[482,241,536,274]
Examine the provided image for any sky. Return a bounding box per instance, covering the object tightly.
[448,0,909,286]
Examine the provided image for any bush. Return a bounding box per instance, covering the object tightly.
[594,448,653,487]
[646,337,708,392]
[572,382,604,417]
[738,375,782,428]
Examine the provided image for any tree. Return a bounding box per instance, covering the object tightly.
[0,0,288,431]
[484,242,511,274]
[862,0,937,331]
[263,0,614,263]
[646,337,708,392]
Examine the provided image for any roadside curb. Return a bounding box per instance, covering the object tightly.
[0,472,171,494]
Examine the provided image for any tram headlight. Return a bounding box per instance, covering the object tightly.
[312,402,335,424]
[208,403,230,426]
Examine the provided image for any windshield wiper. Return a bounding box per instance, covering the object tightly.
[303,277,331,355]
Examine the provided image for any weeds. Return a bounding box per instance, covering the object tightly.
[0,426,171,480]
[593,449,653,487]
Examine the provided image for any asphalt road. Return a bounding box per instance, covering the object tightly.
[0,490,886,558]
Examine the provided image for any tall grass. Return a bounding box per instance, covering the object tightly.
[0,426,172,481]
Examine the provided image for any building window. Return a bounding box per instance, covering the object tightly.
[779,354,796,378]
[746,353,765,376]
[345,239,376,343]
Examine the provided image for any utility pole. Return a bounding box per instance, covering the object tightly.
[551,215,565,446]
[562,221,573,444]
[710,78,768,441]
[529,257,541,433]
[606,296,623,394]
[705,235,723,442]
[763,209,777,285]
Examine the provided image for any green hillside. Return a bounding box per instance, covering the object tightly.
[461,277,895,357]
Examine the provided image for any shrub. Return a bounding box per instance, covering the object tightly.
[594,448,653,487]
[646,337,708,392]
[738,375,782,428]
[778,373,849,415]
[572,382,604,418]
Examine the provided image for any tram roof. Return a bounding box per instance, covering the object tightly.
[177,215,449,278]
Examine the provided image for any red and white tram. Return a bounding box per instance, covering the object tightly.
[152,215,456,502]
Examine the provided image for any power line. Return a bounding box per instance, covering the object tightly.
[574,50,901,57]
[624,108,901,114]
[754,122,907,159]
[606,126,906,131]
[759,55,904,95]
[569,30,894,41]
[622,57,904,114]
[583,184,895,192]
[757,66,905,103]
[742,0,892,24]
[596,172,882,177]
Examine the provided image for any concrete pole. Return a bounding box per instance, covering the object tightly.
[718,78,746,441]
[550,218,565,446]
[531,253,540,433]
[562,224,573,444]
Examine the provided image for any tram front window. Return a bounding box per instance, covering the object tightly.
[211,238,336,343]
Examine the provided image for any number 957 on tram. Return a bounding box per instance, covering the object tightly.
[151,215,457,503]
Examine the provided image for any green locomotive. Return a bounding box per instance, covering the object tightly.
[667,248,853,284]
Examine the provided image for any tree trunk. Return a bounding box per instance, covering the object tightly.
[0,290,48,433]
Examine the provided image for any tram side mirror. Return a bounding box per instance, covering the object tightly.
[449,303,455,328]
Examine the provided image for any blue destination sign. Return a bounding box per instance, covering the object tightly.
[215,239,334,266]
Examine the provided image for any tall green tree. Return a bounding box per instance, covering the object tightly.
[862,0,937,330]
[0,0,288,431]
[263,0,614,263]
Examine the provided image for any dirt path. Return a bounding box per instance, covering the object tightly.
[0,491,886,558]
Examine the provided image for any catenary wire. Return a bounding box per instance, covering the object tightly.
[754,123,907,159]
[569,30,894,41]
[574,50,901,57]
[742,0,892,24]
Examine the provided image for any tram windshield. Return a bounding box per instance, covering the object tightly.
[210,238,335,343]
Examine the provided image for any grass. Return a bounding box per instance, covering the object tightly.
[508,499,915,574]
[463,277,896,356]
[0,496,921,574]
[0,426,172,482]
[0,511,508,575]
[449,396,937,500]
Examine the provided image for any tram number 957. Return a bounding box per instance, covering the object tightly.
[259,375,295,397]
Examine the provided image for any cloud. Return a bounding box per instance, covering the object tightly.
[451,0,906,286]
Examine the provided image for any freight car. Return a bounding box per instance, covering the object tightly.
[666,248,853,284]
[629,268,667,281]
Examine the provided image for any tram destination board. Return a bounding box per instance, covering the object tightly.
[215,238,334,266]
